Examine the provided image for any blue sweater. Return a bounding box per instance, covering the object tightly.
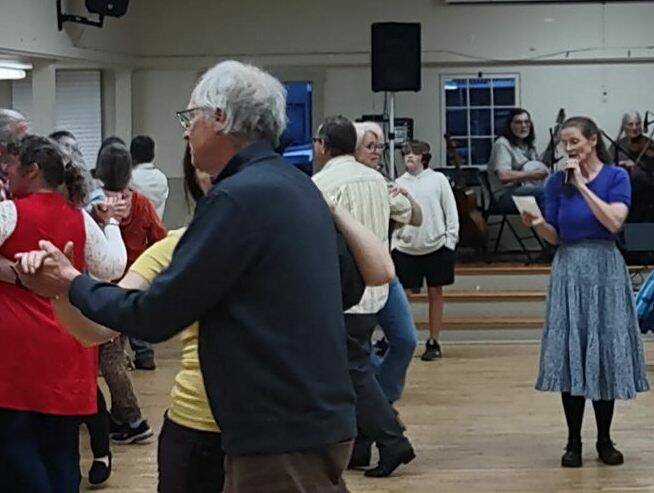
[69,141,359,455]
[545,164,631,243]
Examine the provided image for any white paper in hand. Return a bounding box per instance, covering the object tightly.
[512,195,542,218]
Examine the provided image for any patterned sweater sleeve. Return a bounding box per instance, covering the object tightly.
[82,210,128,281]
[0,201,17,246]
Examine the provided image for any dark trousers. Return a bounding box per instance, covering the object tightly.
[0,408,81,493]
[129,337,155,363]
[223,440,353,493]
[158,413,224,493]
[81,387,111,458]
[344,314,408,457]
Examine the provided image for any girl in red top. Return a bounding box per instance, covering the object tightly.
[0,135,126,491]
[98,143,166,372]
[94,143,167,269]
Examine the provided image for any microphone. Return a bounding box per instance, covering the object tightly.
[564,168,573,185]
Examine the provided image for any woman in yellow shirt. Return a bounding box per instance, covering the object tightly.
[41,146,396,491]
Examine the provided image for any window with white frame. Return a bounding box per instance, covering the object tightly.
[442,74,519,165]
[12,70,102,168]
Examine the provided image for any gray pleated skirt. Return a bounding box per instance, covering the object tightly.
[535,240,649,400]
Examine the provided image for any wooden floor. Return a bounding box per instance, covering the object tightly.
[83,339,654,492]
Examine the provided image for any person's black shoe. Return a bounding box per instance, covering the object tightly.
[364,443,415,478]
[110,419,154,444]
[348,439,372,469]
[596,440,624,465]
[88,454,111,485]
[373,337,390,358]
[134,358,156,370]
[561,440,582,468]
[420,339,441,361]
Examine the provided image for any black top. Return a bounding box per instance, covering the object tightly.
[69,141,359,455]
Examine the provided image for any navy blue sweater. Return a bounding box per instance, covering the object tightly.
[69,141,358,455]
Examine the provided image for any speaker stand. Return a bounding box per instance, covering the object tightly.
[387,91,396,180]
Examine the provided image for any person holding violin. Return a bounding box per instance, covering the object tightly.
[521,116,648,468]
[610,112,651,170]
[610,112,654,222]
[392,140,459,361]
[487,108,549,211]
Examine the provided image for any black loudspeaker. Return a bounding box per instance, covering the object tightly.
[371,22,421,93]
[86,0,129,17]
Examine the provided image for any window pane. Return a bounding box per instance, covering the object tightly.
[493,108,513,136]
[492,78,516,106]
[470,108,491,136]
[445,78,467,107]
[469,78,491,106]
[446,109,468,136]
[471,138,493,165]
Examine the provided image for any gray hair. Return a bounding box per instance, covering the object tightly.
[0,109,27,146]
[621,111,642,130]
[354,121,384,151]
[191,61,287,144]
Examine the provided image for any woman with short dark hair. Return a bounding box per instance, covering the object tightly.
[522,116,649,468]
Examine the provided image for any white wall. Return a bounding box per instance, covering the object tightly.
[0,0,134,63]
[120,0,654,65]
[132,70,198,177]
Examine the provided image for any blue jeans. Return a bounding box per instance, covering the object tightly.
[129,337,154,363]
[371,277,418,403]
[496,184,546,213]
[0,408,81,492]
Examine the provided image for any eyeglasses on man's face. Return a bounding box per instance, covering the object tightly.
[175,107,213,130]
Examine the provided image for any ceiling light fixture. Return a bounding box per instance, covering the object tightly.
[0,68,26,80]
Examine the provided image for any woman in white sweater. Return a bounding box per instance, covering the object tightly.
[393,140,459,361]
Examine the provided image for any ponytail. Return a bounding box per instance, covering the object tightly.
[63,162,88,206]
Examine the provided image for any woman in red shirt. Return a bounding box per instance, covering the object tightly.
[0,135,126,491]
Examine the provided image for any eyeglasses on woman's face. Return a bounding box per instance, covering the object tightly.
[364,142,386,152]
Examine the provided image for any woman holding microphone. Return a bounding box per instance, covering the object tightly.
[522,116,648,468]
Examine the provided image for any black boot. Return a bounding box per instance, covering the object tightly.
[596,440,624,465]
[365,442,415,478]
[561,439,582,468]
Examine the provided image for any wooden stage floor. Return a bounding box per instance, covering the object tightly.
[83,339,654,492]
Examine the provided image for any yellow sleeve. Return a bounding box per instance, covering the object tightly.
[129,228,185,284]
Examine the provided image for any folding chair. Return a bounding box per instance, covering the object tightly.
[478,170,543,263]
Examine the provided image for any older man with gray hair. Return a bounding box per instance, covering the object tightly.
[0,109,28,200]
[18,61,361,492]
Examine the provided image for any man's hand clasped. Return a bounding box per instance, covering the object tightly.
[12,241,81,298]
